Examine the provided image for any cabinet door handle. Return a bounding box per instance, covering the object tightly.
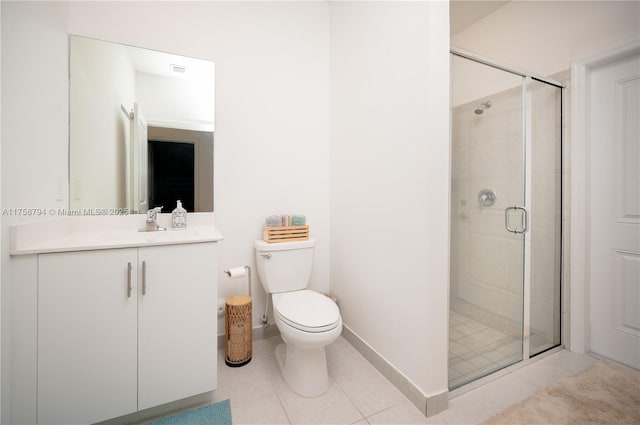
[127,262,133,298]
[142,260,147,295]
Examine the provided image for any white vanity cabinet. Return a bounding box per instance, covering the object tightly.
[137,243,218,410]
[38,248,138,424]
[37,242,218,425]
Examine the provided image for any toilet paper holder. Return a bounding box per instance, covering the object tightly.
[224,265,252,296]
[223,265,253,367]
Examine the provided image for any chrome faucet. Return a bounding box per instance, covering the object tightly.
[139,206,167,232]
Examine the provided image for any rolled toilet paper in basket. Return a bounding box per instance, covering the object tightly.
[225,267,247,279]
[292,214,306,225]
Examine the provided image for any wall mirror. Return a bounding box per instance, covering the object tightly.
[69,35,215,213]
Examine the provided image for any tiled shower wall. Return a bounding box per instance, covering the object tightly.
[451,75,566,348]
[451,85,526,331]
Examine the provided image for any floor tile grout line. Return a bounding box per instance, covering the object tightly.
[326,374,367,423]
[345,355,430,422]
[329,357,418,424]
[448,311,528,389]
[363,399,415,424]
[273,385,294,425]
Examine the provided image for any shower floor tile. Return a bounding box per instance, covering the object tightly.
[448,311,522,389]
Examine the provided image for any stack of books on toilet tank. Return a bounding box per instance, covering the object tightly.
[263,214,309,243]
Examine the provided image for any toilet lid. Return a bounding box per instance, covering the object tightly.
[274,290,340,333]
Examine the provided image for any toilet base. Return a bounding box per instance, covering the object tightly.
[275,342,329,397]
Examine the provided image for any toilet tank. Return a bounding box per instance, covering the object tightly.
[254,239,315,294]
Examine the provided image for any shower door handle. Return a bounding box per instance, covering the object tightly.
[505,205,528,234]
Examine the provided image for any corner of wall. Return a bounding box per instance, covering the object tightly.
[342,326,449,417]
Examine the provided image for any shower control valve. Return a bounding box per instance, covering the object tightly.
[478,189,497,207]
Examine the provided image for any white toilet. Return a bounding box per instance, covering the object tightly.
[254,239,342,397]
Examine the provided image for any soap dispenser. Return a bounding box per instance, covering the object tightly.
[172,200,187,229]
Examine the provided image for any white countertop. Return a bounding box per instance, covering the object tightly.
[10,213,224,255]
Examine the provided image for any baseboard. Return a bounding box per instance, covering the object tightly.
[341,325,448,417]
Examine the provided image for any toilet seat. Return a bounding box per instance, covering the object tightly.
[274,290,340,333]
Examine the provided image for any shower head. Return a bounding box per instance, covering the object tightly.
[474,101,492,115]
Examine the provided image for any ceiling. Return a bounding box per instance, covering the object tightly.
[126,2,509,74]
[123,2,508,73]
[127,44,214,81]
[450,0,511,36]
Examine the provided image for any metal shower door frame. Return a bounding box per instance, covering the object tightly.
[450,47,564,369]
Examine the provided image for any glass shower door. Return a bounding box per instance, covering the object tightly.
[528,80,563,356]
[449,54,526,389]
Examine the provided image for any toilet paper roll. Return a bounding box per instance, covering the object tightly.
[225,266,247,279]
[265,215,282,227]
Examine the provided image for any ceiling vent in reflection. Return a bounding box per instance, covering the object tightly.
[170,64,187,74]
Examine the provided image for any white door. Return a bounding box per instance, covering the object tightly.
[588,51,640,368]
[131,102,149,213]
[137,243,218,409]
[38,249,138,424]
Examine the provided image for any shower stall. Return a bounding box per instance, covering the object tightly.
[449,49,563,389]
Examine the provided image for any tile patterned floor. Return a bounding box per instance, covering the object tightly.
[213,334,598,424]
[448,311,521,389]
[215,336,427,424]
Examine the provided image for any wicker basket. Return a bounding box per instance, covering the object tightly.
[225,295,252,367]
[263,225,309,243]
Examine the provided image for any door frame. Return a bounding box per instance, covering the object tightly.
[569,41,640,354]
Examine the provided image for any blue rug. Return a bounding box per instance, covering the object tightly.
[147,399,232,425]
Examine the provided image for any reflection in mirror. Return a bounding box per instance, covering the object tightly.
[69,35,215,213]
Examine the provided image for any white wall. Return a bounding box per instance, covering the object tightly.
[330,1,450,399]
[1,4,70,423]
[136,71,215,130]
[70,35,135,209]
[1,2,69,214]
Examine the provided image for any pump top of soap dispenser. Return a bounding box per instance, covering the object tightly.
[172,200,187,229]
